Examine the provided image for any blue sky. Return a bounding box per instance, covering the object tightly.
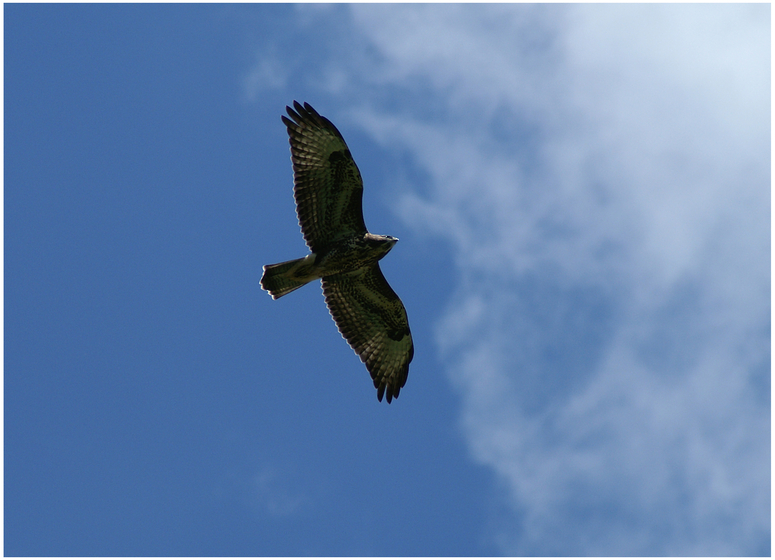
[5,3,770,556]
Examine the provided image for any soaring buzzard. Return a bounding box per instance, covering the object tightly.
[260,101,414,403]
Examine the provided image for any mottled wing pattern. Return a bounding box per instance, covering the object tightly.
[322,265,414,403]
[282,101,367,252]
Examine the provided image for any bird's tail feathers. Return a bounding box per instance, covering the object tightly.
[260,256,318,299]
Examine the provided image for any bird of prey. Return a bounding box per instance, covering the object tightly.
[260,101,414,403]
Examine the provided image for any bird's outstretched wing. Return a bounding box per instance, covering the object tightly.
[322,264,414,403]
[282,101,368,253]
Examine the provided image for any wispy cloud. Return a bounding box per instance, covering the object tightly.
[343,4,770,555]
[250,466,305,517]
[214,462,308,519]
[242,51,288,102]
[253,4,770,554]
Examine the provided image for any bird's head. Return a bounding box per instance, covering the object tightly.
[364,233,398,258]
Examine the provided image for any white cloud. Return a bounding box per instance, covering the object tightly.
[336,4,769,555]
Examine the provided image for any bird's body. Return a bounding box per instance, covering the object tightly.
[261,233,397,299]
[261,102,413,403]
